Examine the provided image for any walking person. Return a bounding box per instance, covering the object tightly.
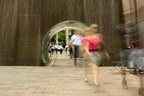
[70,30,82,65]
[48,43,52,58]
[57,44,63,54]
[82,24,109,86]
[51,42,55,54]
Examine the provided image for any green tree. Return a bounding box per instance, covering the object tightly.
[58,31,65,41]
[51,30,66,46]
[58,31,65,46]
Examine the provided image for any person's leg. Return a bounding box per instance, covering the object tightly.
[61,49,63,54]
[82,54,89,81]
[69,50,73,59]
[48,51,51,58]
[51,49,54,54]
[139,74,144,95]
[89,51,101,85]
[74,46,77,65]
[60,49,62,54]
[91,64,99,85]
[55,48,57,54]
[121,73,128,89]
[66,48,67,54]
[74,45,79,65]
[83,64,88,82]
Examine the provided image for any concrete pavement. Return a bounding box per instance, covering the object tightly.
[0,52,143,96]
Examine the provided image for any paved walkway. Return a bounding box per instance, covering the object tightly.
[0,52,143,96]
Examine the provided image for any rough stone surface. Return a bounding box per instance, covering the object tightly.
[0,53,142,96]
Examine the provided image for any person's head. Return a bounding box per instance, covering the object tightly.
[51,42,54,45]
[90,23,99,33]
[85,27,91,35]
[74,30,80,35]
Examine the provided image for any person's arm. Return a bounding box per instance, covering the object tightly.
[84,42,91,56]
[100,42,110,59]
[99,34,110,59]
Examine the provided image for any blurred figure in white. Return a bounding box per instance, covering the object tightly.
[57,44,63,54]
[70,30,82,65]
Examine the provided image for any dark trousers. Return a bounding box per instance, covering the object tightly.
[69,48,73,59]
[59,49,63,54]
[73,45,80,63]
[57,49,63,54]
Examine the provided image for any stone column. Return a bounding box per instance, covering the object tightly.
[65,29,69,44]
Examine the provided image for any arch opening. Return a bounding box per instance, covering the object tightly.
[40,20,88,66]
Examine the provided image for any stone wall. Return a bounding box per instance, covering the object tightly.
[0,0,122,66]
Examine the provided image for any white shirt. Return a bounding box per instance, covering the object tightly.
[51,45,55,49]
[54,45,58,49]
[70,34,82,46]
[57,45,63,50]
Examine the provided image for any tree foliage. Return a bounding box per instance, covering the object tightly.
[51,30,66,46]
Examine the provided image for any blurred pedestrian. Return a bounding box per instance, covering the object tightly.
[82,24,109,86]
[48,43,52,58]
[51,42,55,54]
[70,30,82,65]
[57,44,63,54]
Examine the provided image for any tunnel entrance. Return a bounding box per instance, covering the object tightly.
[40,20,88,66]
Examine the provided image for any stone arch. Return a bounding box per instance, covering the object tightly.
[40,20,88,66]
